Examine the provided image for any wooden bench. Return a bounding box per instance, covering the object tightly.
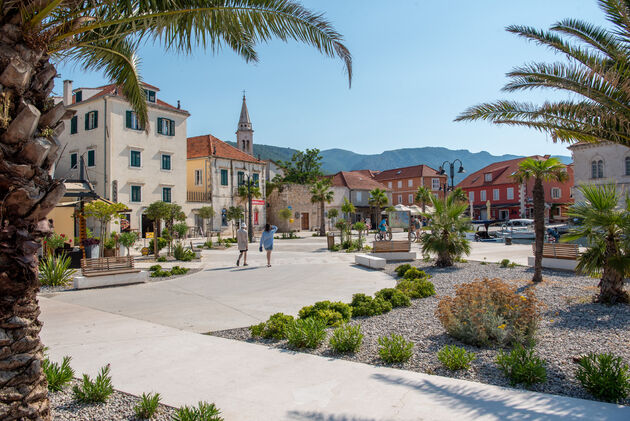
[81,256,140,277]
[373,240,410,253]
[532,243,579,260]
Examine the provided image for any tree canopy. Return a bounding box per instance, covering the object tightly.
[277,148,324,184]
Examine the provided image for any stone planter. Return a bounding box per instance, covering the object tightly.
[119,245,128,256]
[103,248,116,257]
[86,245,100,258]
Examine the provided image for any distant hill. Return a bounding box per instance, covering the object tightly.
[228,142,572,184]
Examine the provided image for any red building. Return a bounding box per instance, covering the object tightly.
[456,155,574,222]
[373,164,447,205]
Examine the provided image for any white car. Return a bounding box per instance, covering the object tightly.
[504,219,534,227]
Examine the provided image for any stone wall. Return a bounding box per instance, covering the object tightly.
[267,184,319,232]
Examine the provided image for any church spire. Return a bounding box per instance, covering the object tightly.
[236,92,254,155]
[238,92,252,131]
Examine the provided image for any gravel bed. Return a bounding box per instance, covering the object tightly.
[211,261,630,405]
[49,380,176,420]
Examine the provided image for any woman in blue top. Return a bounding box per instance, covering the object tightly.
[259,224,278,267]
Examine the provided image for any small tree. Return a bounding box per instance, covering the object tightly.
[197,206,215,238]
[173,223,189,241]
[278,208,292,232]
[415,186,431,212]
[327,208,339,231]
[145,201,170,258]
[83,201,128,257]
[341,197,355,222]
[277,149,324,184]
[163,203,186,255]
[369,188,388,223]
[226,206,244,238]
[353,221,367,250]
[310,179,334,236]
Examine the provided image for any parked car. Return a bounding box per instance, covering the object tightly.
[503,219,533,227]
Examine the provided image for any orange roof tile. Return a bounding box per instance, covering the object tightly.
[373,164,444,181]
[73,83,185,113]
[187,134,263,164]
[456,155,551,189]
[330,171,390,191]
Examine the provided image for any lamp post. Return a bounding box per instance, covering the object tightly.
[438,159,465,193]
[244,174,254,243]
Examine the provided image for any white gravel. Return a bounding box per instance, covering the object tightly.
[211,261,630,405]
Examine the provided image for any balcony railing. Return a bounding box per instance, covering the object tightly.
[187,191,211,202]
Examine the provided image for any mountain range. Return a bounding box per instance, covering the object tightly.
[227,142,572,184]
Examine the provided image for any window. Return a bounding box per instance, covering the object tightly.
[220,169,228,186]
[484,173,492,182]
[592,160,604,178]
[507,187,514,200]
[397,180,402,188]
[85,111,98,130]
[408,194,413,204]
[252,173,259,187]
[356,191,362,202]
[237,171,245,186]
[144,89,156,103]
[388,181,392,189]
[161,154,171,170]
[408,179,413,187]
[131,185,141,202]
[74,91,82,102]
[480,190,486,201]
[551,188,561,199]
[162,187,172,203]
[157,117,175,136]
[397,194,402,203]
[469,191,474,202]
[432,178,441,190]
[70,116,78,134]
[70,153,77,169]
[626,157,630,176]
[130,150,141,168]
[493,189,499,201]
[87,149,95,167]
[125,111,144,130]
[194,170,203,186]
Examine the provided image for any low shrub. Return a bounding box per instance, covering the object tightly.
[172,401,223,421]
[148,237,167,254]
[330,244,341,252]
[437,345,476,371]
[329,324,363,353]
[499,259,510,268]
[350,293,392,317]
[396,278,435,299]
[394,264,412,277]
[73,364,114,403]
[298,301,351,326]
[203,240,213,249]
[378,334,414,364]
[286,318,327,349]
[174,243,196,261]
[150,269,171,278]
[43,355,74,392]
[38,253,76,287]
[496,344,547,386]
[171,266,190,275]
[436,278,541,347]
[134,392,161,419]
[249,313,295,340]
[375,288,411,308]
[402,267,428,280]
[149,264,162,272]
[576,353,630,403]
[156,256,167,262]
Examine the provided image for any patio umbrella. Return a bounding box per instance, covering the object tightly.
[408,205,422,215]
[486,200,491,220]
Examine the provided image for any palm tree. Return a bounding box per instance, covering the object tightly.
[0,2,351,418]
[310,179,334,236]
[420,191,471,267]
[451,187,468,203]
[455,0,630,146]
[563,184,630,304]
[415,186,432,212]
[512,157,568,283]
[368,188,389,224]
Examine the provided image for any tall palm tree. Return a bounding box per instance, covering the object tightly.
[0,2,351,419]
[563,184,630,304]
[455,0,630,146]
[368,188,388,224]
[310,179,334,236]
[420,191,471,267]
[512,157,568,283]
[415,186,431,212]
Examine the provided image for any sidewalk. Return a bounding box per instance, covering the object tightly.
[39,298,630,421]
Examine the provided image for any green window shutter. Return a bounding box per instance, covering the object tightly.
[70,116,77,134]
[93,111,98,128]
[157,118,163,134]
[84,113,89,130]
[169,119,175,136]
[221,169,228,186]
[126,111,132,128]
[253,173,259,187]
[70,153,77,169]
[87,149,95,167]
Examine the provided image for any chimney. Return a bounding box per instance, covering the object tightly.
[177,100,181,109]
[63,80,73,106]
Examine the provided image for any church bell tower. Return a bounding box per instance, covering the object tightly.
[236,93,254,156]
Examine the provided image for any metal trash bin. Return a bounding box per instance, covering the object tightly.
[505,237,512,245]
[327,234,335,250]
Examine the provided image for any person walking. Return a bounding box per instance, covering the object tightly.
[259,223,278,267]
[236,222,248,266]
[413,216,421,242]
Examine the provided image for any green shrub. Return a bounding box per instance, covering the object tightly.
[396,278,435,299]
[172,401,223,421]
[150,269,171,278]
[375,288,411,308]
[330,244,341,252]
[38,253,76,287]
[73,364,114,403]
[203,240,213,249]
[43,355,74,392]
[174,243,196,261]
[156,256,167,262]
[496,344,547,386]
[149,264,162,272]
[118,232,138,248]
[350,293,392,317]
[249,313,294,340]
[134,392,161,419]
[378,334,414,364]
[329,324,363,353]
[298,301,351,326]
[403,267,429,280]
[286,318,327,349]
[148,237,167,253]
[171,266,190,275]
[436,279,540,347]
[499,259,510,268]
[437,345,476,371]
[394,264,412,277]
[576,353,630,402]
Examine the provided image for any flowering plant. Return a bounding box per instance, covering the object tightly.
[45,233,66,250]
[81,238,100,247]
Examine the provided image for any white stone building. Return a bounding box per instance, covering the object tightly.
[568,141,630,203]
[55,80,191,236]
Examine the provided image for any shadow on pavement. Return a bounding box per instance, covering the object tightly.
[286,411,392,421]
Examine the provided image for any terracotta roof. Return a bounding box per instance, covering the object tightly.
[72,83,185,113]
[187,134,263,164]
[330,171,390,191]
[373,164,444,181]
[456,155,551,189]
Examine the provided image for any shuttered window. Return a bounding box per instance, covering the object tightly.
[131,185,141,202]
[87,149,95,167]
[125,111,143,130]
[130,150,141,167]
[70,116,78,134]
[162,187,172,203]
[84,111,98,130]
[70,153,77,169]
[161,154,171,170]
[220,169,228,186]
[157,118,175,136]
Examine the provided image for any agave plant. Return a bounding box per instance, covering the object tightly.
[38,253,76,287]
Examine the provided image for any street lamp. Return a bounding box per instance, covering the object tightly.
[438,159,465,191]
[243,174,256,243]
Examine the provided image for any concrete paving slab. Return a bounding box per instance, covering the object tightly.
[40,298,630,421]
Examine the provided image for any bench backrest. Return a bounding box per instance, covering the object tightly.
[81,256,134,274]
[373,240,410,253]
[532,243,579,260]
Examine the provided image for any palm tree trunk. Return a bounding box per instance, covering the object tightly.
[599,236,630,304]
[436,231,453,267]
[532,178,545,283]
[0,23,67,420]
[320,201,325,236]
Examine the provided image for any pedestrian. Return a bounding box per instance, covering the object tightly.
[413,216,421,242]
[259,223,278,267]
[236,222,248,266]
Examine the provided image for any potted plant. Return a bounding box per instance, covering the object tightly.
[81,238,100,258]
[103,235,117,257]
[44,232,66,256]
[118,232,138,256]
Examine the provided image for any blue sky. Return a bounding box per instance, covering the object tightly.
[55,1,606,158]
